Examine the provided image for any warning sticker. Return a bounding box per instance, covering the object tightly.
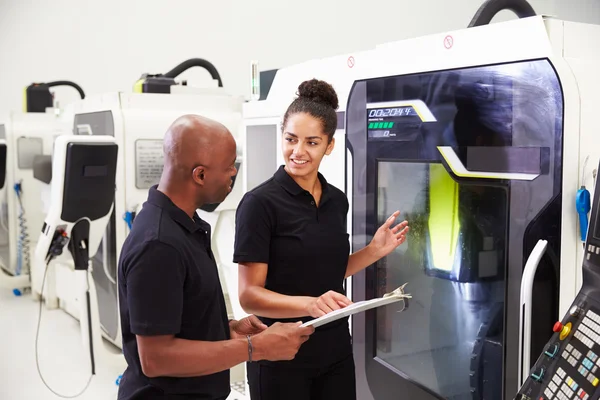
[135,139,164,189]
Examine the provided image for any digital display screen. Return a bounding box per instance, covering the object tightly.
[368,107,417,118]
[83,165,108,177]
[366,101,436,141]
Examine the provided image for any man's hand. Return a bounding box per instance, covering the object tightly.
[305,290,353,318]
[229,315,268,339]
[252,322,315,361]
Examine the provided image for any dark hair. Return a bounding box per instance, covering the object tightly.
[282,79,339,142]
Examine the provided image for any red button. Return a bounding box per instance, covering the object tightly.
[553,322,563,332]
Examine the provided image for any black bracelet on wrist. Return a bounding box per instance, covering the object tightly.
[247,335,253,362]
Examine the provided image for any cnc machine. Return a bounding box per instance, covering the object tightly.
[243,1,600,399]
[32,59,249,397]
[0,81,84,296]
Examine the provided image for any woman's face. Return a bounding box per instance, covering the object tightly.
[282,112,334,180]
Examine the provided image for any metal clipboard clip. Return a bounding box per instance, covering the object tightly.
[383,282,411,312]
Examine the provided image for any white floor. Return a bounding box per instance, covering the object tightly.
[0,288,247,400]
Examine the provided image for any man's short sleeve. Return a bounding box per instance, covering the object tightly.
[233,193,272,264]
[123,241,185,336]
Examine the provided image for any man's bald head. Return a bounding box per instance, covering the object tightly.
[163,114,233,177]
[158,114,238,212]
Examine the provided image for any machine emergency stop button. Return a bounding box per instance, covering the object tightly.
[560,323,572,341]
[554,322,572,340]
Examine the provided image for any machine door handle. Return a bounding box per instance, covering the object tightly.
[518,239,548,387]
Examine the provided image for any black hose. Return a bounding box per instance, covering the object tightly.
[469,0,536,27]
[162,58,223,87]
[45,81,86,99]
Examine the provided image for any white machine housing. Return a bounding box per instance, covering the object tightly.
[35,135,115,269]
[242,15,600,400]
[0,106,75,292]
[35,134,125,375]
[43,87,247,351]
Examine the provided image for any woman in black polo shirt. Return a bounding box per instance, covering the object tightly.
[233,79,409,400]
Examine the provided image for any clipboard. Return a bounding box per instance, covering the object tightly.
[300,283,411,328]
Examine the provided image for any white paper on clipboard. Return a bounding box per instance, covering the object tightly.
[300,283,411,328]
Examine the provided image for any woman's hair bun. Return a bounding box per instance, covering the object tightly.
[297,79,339,110]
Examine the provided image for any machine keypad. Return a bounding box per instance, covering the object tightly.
[558,368,567,379]
[539,310,600,399]
[577,388,590,400]
[586,350,597,361]
[518,305,600,400]
[574,331,594,348]
[561,382,574,398]
[569,356,579,367]
[578,365,589,377]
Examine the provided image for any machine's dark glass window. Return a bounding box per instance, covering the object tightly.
[347,58,564,400]
[375,161,508,396]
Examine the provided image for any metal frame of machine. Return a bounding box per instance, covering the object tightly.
[242,13,600,400]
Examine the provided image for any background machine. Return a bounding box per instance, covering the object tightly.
[32,58,249,396]
[34,134,119,396]
[515,159,600,400]
[243,1,600,400]
[0,81,84,295]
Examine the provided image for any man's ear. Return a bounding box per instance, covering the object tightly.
[192,166,206,186]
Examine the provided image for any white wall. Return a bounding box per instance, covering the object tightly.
[0,0,598,113]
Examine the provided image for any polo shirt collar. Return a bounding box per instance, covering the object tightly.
[273,165,330,197]
[147,185,209,233]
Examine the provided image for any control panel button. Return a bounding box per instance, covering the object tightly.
[571,305,583,317]
[560,323,573,340]
[531,368,545,382]
[545,343,559,358]
[554,322,564,332]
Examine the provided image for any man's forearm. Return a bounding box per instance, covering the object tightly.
[142,337,252,378]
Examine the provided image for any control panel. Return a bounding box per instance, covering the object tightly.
[515,159,600,400]
[516,299,600,400]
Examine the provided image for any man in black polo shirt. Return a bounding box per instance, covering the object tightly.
[117,115,314,400]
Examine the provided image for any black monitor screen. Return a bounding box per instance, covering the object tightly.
[594,195,600,241]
